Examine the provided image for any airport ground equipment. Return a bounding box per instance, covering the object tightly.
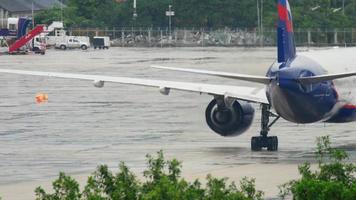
[9,25,44,53]
[0,18,30,39]
[32,36,46,55]
[93,36,110,49]
[42,21,64,36]
[0,17,45,54]
[55,36,90,50]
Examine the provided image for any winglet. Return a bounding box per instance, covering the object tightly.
[277,0,296,64]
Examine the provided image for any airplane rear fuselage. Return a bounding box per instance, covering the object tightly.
[266,55,355,123]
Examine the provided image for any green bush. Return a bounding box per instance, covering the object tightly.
[35,150,263,200]
[279,136,356,200]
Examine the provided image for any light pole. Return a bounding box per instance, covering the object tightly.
[261,0,264,47]
[166,5,175,42]
[32,1,34,28]
[256,0,263,46]
[342,0,345,15]
[133,0,138,19]
[256,0,260,37]
[61,0,64,22]
[132,0,138,28]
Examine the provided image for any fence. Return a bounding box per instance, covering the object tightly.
[67,27,356,47]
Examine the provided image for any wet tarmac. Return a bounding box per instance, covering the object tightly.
[0,47,355,194]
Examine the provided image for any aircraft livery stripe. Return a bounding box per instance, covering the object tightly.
[343,104,356,109]
[279,0,287,6]
[278,3,293,32]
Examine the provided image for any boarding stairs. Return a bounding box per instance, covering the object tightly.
[40,21,64,37]
[9,25,44,53]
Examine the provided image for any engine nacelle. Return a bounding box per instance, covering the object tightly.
[205,99,255,137]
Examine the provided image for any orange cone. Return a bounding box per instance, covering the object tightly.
[35,93,48,104]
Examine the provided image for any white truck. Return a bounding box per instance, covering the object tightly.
[55,36,90,50]
[32,36,46,54]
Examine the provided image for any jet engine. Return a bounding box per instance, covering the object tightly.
[205,99,255,137]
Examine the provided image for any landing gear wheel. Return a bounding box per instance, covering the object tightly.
[251,136,278,151]
[267,136,278,151]
[251,104,280,151]
[251,136,262,151]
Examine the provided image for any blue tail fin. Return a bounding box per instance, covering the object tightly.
[277,0,296,63]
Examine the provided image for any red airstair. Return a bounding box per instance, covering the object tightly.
[8,25,44,53]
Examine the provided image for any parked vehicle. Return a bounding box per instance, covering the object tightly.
[55,36,90,50]
[32,36,46,55]
[93,36,110,49]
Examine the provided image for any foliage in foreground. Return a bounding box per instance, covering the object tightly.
[279,136,356,200]
[35,150,263,200]
[33,136,356,200]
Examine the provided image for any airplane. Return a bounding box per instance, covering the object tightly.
[0,0,355,151]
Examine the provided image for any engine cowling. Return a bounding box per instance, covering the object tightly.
[205,99,255,137]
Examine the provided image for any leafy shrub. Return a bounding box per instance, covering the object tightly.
[35,150,263,200]
[279,136,356,200]
[35,172,81,200]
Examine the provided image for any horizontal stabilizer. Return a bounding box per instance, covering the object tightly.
[298,71,356,84]
[151,65,271,84]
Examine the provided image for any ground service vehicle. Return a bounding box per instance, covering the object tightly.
[32,36,46,55]
[55,36,90,50]
[93,36,110,49]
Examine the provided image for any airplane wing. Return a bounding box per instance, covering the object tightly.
[0,69,268,104]
[151,65,272,84]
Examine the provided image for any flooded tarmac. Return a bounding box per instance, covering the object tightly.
[0,47,355,198]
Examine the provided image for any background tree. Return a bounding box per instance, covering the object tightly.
[35,0,356,28]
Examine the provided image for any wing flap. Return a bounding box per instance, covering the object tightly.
[151,65,271,84]
[0,69,268,104]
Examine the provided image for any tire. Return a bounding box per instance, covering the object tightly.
[81,45,88,50]
[94,46,97,49]
[267,136,278,151]
[60,45,66,50]
[251,137,262,151]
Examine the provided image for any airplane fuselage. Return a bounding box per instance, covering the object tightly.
[266,55,355,124]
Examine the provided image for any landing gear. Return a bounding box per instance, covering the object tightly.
[251,104,280,151]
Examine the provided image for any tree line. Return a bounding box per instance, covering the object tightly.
[35,0,356,29]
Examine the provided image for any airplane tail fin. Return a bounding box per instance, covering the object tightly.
[277,0,296,63]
